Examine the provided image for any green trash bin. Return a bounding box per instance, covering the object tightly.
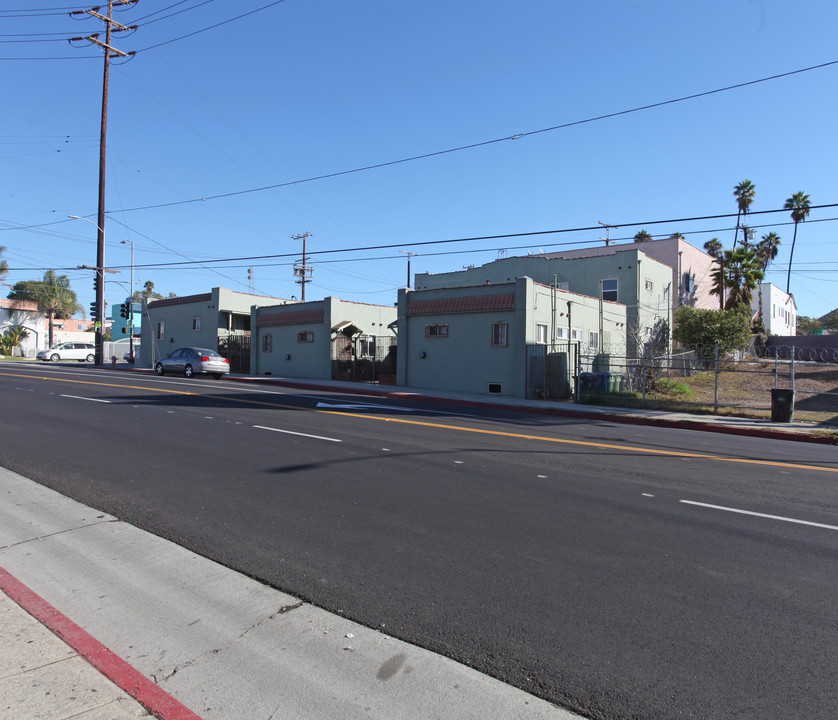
[609,373,623,393]
[770,389,794,423]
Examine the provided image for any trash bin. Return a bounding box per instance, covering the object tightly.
[770,389,794,423]
[578,372,595,392]
[597,372,611,392]
[609,373,623,393]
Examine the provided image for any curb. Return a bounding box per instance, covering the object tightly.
[0,565,204,720]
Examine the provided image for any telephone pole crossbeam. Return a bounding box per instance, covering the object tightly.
[291,233,313,302]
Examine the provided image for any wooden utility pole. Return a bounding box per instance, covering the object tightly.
[291,233,313,301]
[71,0,136,363]
[399,251,417,289]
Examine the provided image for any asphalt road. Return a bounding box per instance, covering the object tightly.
[1,362,836,720]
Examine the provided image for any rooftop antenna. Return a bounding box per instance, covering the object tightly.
[599,221,618,247]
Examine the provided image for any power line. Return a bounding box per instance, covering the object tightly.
[105,59,838,213]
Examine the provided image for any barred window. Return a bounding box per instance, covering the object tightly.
[262,333,272,352]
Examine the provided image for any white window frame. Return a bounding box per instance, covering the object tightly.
[191,316,201,331]
[536,324,548,345]
[556,327,569,340]
[571,329,583,342]
[589,331,599,350]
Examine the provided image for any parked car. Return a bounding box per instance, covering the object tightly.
[154,347,230,378]
[37,343,95,363]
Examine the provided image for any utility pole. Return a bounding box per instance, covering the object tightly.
[71,0,137,364]
[399,251,417,289]
[291,233,313,301]
[247,267,254,294]
[598,221,618,247]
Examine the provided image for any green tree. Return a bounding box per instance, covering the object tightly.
[703,238,723,258]
[7,270,83,347]
[796,316,822,335]
[755,232,781,271]
[709,247,764,312]
[672,305,752,355]
[784,191,811,293]
[0,325,30,356]
[634,229,652,242]
[669,232,685,241]
[732,179,756,248]
[0,246,8,285]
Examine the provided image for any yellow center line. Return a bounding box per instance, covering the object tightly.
[3,370,835,474]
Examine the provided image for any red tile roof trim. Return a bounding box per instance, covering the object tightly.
[407,294,516,315]
[148,293,212,308]
[257,309,325,327]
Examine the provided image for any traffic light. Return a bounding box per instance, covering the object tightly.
[93,274,100,297]
[120,302,129,319]
[89,301,98,321]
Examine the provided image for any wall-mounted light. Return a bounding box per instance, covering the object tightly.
[419,351,426,359]
[285,354,291,360]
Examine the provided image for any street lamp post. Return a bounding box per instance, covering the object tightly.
[69,215,107,364]
[121,238,134,360]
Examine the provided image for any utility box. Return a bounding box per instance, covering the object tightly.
[770,389,794,423]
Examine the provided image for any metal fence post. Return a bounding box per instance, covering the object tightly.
[714,344,719,413]
[642,347,647,405]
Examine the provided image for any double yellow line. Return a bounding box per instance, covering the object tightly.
[3,370,836,474]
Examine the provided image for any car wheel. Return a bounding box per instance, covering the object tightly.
[184,364,194,378]
[50,354,60,362]
[155,362,165,376]
[86,354,95,362]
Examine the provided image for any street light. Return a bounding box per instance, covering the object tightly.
[69,215,106,364]
[121,238,135,361]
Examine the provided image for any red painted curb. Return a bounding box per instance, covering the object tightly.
[0,565,203,720]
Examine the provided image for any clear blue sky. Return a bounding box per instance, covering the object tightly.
[2,0,836,319]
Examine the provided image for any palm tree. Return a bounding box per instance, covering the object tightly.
[784,191,811,293]
[733,179,756,249]
[0,245,8,284]
[8,270,83,347]
[710,247,764,311]
[634,229,652,242]
[669,232,685,241]
[703,238,723,258]
[755,232,781,271]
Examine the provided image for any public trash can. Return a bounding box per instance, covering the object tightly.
[597,372,611,392]
[609,373,623,393]
[579,372,595,393]
[770,389,794,423]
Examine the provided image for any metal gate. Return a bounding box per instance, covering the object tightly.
[219,334,251,374]
[332,334,397,383]
[526,342,576,399]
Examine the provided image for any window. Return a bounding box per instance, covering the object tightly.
[191,316,201,331]
[556,327,569,340]
[571,329,583,342]
[262,333,272,352]
[536,324,547,345]
[156,321,165,340]
[491,322,508,347]
[425,324,448,338]
[645,280,654,292]
[601,278,618,302]
[297,331,313,343]
[589,332,599,350]
[556,281,569,291]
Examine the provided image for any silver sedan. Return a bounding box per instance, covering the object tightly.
[154,347,230,378]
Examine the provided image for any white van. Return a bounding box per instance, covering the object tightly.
[37,343,96,362]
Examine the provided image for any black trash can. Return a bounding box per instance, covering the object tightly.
[770,389,794,423]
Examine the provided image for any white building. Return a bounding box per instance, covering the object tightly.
[752,284,796,336]
[0,299,46,357]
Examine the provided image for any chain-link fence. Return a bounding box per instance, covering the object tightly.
[577,345,838,424]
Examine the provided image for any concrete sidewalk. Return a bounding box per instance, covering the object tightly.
[0,467,579,720]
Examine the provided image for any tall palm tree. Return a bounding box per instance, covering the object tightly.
[703,238,723,258]
[755,232,781,271]
[733,179,756,249]
[669,232,685,241]
[784,191,811,293]
[634,229,652,242]
[0,245,8,285]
